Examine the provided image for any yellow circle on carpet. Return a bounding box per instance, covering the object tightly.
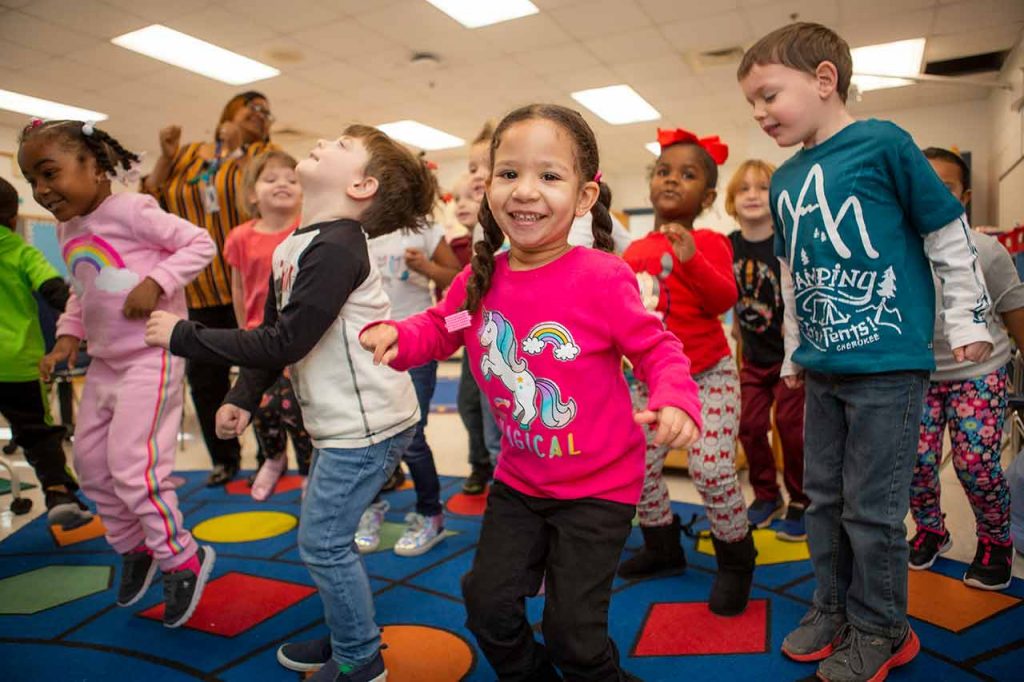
[696,528,810,565]
[193,511,298,543]
[381,624,474,680]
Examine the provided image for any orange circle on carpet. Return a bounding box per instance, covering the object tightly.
[446,488,489,516]
[381,624,474,680]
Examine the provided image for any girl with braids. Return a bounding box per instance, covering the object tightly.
[360,104,700,681]
[20,119,217,628]
[619,128,755,617]
[145,125,432,681]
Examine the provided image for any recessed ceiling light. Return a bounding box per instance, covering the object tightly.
[645,142,661,156]
[111,25,280,85]
[570,85,660,125]
[425,0,539,28]
[0,89,107,122]
[377,120,465,151]
[851,38,925,92]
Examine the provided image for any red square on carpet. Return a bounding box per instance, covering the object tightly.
[225,474,305,496]
[633,600,769,656]
[138,571,316,637]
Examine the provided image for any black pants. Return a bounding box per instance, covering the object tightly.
[0,380,77,490]
[186,304,240,469]
[458,353,492,470]
[463,481,635,681]
[253,372,312,475]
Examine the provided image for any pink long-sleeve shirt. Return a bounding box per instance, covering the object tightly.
[56,193,215,359]
[382,247,702,505]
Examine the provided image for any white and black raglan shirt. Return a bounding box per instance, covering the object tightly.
[171,218,420,449]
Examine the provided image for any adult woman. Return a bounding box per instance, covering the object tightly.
[143,91,275,486]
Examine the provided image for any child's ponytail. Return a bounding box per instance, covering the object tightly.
[590,181,614,253]
[20,120,142,184]
[462,197,504,313]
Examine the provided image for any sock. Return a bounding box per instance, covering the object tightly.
[170,553,201,574]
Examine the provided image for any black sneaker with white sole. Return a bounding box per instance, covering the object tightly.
[908,528,951,570]
[963,537,1013,591]
[117,550,159,607]
[277,634,332,672]
[162,545,216,628]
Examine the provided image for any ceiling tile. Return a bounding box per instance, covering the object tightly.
[612,55,697,88]
[288,59,381,94]
[290,20,401,61]
[542,64,624,92]
[837,9,936,48]
[584,27,677,63]
[925,24,1023,62]
[17,57,126,93]
[547,0,653,40]
[742,0,841,33]
[0,11,97,54]
[838,0,935,25]
[658,10,755,53]
[638,0,741,23]
[102,0,209,24]
[933,0,1024,34]
[472,13,576,52]
[512,44,603,75]
[221,0,347,34]
[357,1,466,38]
[18,0,149,39]
[165,8,278,52]
[0,41,50,71]
[67,42,166,78]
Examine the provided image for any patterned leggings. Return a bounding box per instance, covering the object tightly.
[631,356,747,542]
[253,372,313,476]
[910,367,1011,543]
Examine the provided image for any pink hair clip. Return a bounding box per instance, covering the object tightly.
[594,171,603,183]
[29,118,44,128]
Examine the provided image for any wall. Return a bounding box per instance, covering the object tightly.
[989,38,1024,229]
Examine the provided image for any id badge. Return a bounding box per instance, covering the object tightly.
[202,183,220,213]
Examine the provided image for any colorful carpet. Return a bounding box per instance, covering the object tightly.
[2,471,1023,681]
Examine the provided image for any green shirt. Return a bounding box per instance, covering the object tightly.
[0,227,61,381]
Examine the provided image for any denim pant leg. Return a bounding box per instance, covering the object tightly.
[405,362,442,517]
[458,354,491,470]
[480,390,502,459]
[298,427,414,668]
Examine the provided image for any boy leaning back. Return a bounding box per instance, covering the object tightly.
[737,22,992,682]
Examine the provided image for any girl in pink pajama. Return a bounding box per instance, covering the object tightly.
[20,119,217,628]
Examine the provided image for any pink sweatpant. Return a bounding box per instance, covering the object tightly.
[73,349,196,570]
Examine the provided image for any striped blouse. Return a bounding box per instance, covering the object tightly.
[155,141,273,309]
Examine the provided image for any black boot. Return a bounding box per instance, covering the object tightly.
[617,514,687,580]
[708,531,757,616]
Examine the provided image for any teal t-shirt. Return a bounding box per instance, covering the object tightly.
[0,227,61,381]
[770,119,965,374]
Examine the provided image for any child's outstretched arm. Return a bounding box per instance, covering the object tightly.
[359,267,470,370]
[925,215,993,362]
[661,224,738,315]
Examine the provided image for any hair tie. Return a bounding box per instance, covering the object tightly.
[29,118,44,129]
[656,128,729,165]
[594,171,603,183]
[82,121,95,136]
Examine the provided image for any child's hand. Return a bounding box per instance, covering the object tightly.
[404,248,430,275]
[635,405,700,449]
[359,324,399,366]
[144,311,182,349]
[39,335,80,382]
[159,125,181,160]
[123,277,164,319]
[783,370,805,389]
[660,223,696,263]
[215,404,251,439]
[953,341,994,364]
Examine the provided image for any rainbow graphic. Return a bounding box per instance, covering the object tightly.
[62,235,125,275]
[522,322,581,362]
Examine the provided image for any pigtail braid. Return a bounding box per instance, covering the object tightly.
[462,196,504,313]
[590,181,614,253]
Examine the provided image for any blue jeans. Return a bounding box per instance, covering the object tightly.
[406,362,442,517]
[298,427,414,668]
[458,353,501,469]
[803,370,928,638]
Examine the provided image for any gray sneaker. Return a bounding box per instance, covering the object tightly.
[817,624,919,681]
[781,607,846,662]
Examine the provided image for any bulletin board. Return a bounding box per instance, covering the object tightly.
[18,214,65,276]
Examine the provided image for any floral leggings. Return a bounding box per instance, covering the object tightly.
[253,371,313,476]
[630,356,747,542]
[910,367,1011,543]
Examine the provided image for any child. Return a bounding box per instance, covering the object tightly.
[360,104,701,680]
[908,147,1024,590]
[222,150,312,501]
[358,192,461,555]
[450,172,479,266]
[145,125,432,681]
[738,23,993,681]
[20,119,217,627]
[726,160,810,540]
[620,128,755,616]
[0,176,92,530]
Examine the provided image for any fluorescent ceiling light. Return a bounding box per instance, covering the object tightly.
[378,120,465,151]
[645,142,661,156]
[111,25,279,85]
[571,85,660,125]
[851,38,925,92]
[0,89,108,122]
[425,0,539,28]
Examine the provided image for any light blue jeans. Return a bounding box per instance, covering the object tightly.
[298,427,414,668]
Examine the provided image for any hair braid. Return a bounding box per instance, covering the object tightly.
[462,197,504,313]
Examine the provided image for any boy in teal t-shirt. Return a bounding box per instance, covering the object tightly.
[0,177,91,529]
[738,23,993,682]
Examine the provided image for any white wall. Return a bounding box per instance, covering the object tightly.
[989,39,1024,228]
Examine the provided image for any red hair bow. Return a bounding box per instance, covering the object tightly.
[657,128,729,165]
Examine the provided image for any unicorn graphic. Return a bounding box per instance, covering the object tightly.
[478,310,577,430]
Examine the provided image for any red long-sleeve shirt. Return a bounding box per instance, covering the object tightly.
[623,229,737,375]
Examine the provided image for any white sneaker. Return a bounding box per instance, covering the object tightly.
[394,512,446,557]
[355,500,390,554]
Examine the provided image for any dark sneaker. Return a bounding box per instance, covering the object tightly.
[817,624,919,681]
[277,634,332,672]
[162,545,216,628]
[781,607,846,662]
[206,463,239,487]
[44,488,93,530]
[116,550,158,607]
[963,537,1013,591]
[462,466,492,495]
[380,466,405,492]
[908,528,952,570]
[776,503,807,542]
[747,497,784,529]
[307,650,386,681]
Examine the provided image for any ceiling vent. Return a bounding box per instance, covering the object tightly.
[924,50,1010,77]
